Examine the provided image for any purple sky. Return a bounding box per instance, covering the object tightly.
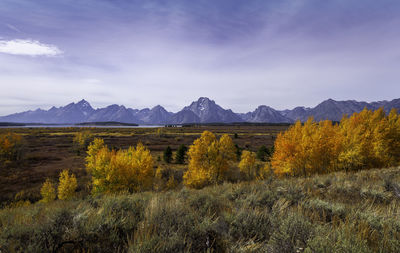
[1,0,400,115]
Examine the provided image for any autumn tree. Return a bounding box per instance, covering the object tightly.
[73,130,92,155]
[0,132,24,162]
[86,138,106,173]
[86,139,154,194]
[57,169,77,200]
[40,178,56,203]
[184,131,236,188]
[381,109,400,166]
[239,150,257,180]
[272,120,309,177]
[214,134,237,180]
[271,108,400,177]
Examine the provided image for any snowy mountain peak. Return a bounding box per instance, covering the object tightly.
[1,97,400,124]
[76,99,92,109]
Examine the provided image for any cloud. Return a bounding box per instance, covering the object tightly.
[0,39,62,56]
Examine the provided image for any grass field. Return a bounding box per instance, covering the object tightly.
[0,125,287,205]
[1,166,400,252]
[2,126,400,252]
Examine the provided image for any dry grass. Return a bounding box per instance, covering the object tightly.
[1,166,400,252]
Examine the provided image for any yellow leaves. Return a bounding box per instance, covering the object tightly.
[258,162,273,180]
[57,169,77,200]
[271,108,400,177]
[39,170,77,202]
[86,139,154,194]
[86,138,107,173]
[40,178,56,203]
[73,131,92,154]
[184,131,236,188]
[73,130,92,147]
[239,150,256,180]
[0,132,23,162]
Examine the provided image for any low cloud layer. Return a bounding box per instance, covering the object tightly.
[0,39,62,56]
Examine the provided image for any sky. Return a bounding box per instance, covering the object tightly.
[1,0,400,115]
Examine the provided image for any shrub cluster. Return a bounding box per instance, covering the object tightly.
[40,169,78,202]
[86,138,154,194]
[3,167,400,252]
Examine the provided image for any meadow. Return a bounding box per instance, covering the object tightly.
[0,125,284,205]
[1,115,400,252]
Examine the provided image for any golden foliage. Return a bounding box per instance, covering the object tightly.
[57,169,77,200]
[0,132,23,162]
[86,138,106,173]
[272,108,400,177]
[239,150,257,180]
[86,139,154,194]
[40,178,56,203]
[73,130,92,153]
[258,162,273,180]
[184,131,236,188]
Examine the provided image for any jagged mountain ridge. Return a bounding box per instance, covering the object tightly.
[280,98,400,122]
[240,105,292,123]
[181,97,244,123]
[1,98,399,124]
[0,98,245,124]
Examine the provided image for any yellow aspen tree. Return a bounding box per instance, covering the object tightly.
[86,138,107,173]
[370,108,389,167]
[272,120,311,176]
[239,150,257,180]
[184,131,217,188]
[87,141,154,194]
[272,107,400,177]
[310,120,342,174]
[184,131,236,188]
[298,118,318,176]
[383,108,400,166]
[271,121,301,177]
[337,112,365,171]
[40,178,56,203]
[73,130,92,154]
[124,143,154,192]
[0,132,23,162]
[57,169,77,200]
[90,147,114,193]
[214,134,236,182]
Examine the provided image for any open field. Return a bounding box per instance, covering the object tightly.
[1,166,400,252]
[2,124,400,252]
[0,125,287,205]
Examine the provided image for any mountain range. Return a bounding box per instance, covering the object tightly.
[0,97,399,124]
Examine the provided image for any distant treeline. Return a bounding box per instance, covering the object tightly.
[181,122,293,127]
[0,122,26,126]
